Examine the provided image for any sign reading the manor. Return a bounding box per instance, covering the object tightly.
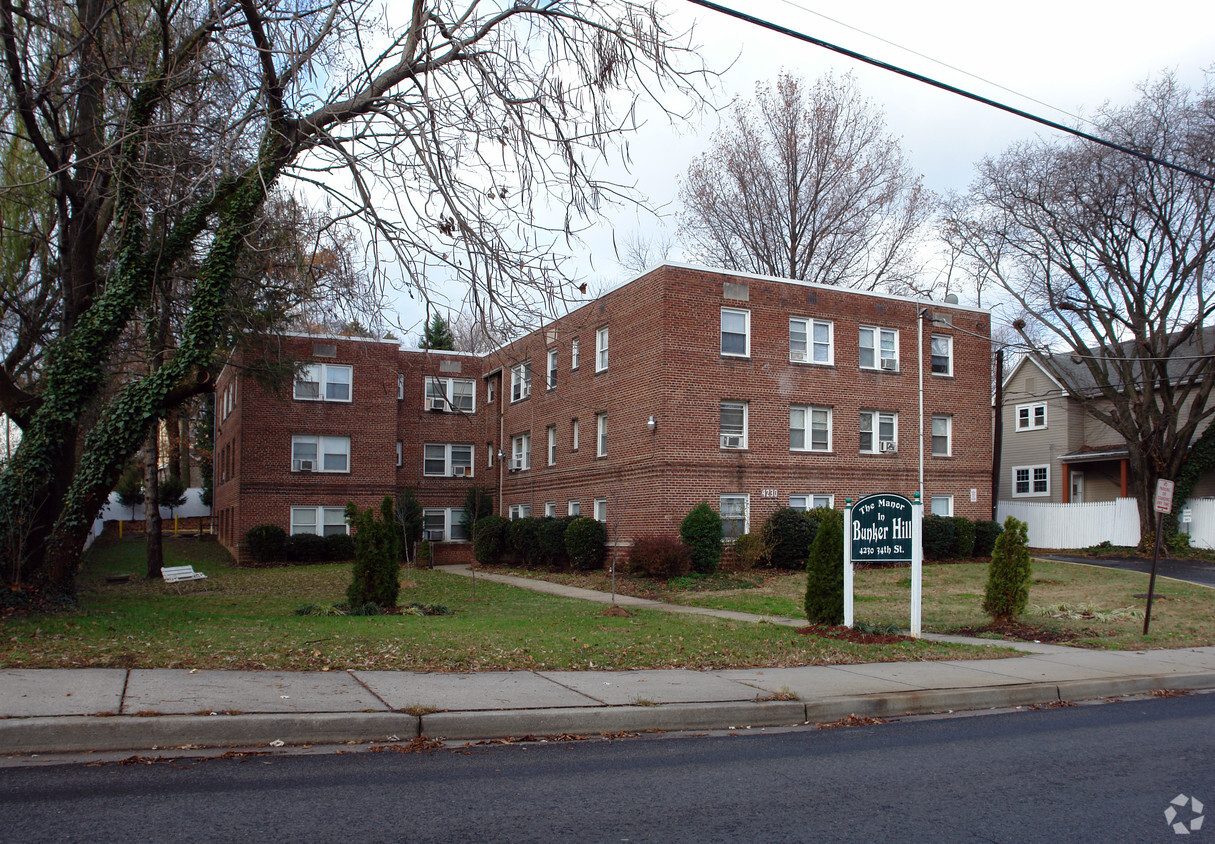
[850,493,914,563]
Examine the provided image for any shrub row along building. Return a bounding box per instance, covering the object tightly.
[213,265,993,564]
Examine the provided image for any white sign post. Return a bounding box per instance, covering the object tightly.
[844,492,923,637]
[843,499,854,627]
[911,494,923,638]
[1144,478,1175,634]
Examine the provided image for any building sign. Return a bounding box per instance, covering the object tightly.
[850,493,914,563]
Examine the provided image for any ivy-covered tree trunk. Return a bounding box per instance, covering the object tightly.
[144,434,163,580]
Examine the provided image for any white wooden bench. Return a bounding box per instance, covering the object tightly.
[162,565,209,592]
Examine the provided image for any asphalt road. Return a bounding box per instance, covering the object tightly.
[3,694,1213,843]
[1041,554,1215,588]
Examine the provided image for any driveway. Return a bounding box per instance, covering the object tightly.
[1037,553,1215,588]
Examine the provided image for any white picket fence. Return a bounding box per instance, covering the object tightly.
[995,498,1141,549]
[85,487,211,552]
[1186,498,1215,550]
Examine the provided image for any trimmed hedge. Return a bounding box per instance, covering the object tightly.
[472,515,509,566]
[325,533,355,561]
[507,517,542,567]
[285,533,329,563]
[950,516,976,559]
[922,515,955,561]
[245,524,286,564]
[565,517,607,571]
[764,508,815,570]
[680,502,722,574]
[537,517,574,570]
[629,535,692,578]
[973,520,1003,557]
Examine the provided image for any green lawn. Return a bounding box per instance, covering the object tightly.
[665,560,1215,650]
[0,537,1009,671]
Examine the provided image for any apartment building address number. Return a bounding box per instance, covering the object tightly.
[760,488,779,499]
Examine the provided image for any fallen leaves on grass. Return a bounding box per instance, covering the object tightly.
[796,624,914,645]
[816,714,887,730]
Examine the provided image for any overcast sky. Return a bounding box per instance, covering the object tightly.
[392,0,1215,339]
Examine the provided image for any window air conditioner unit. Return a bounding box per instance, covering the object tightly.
[880,440,898,453]
[453,466,470,478]
[721,434,744,449]
[510,459,524,472]
[880,358,898,371]
[427,398,446,412]
[294,459,314,472]
[424,530,444,542]
[790,350,806,362]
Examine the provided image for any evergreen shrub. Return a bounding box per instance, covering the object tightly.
[680,502,722,574]
[982,516,1031,623]
[346,497,402,609]
[804,509,844,625]
[473,515,509,566]
[950,516,977,559]
[764,508,815,570]
[565,517,607,571]
[245,524,286,563]
[922,515,955,560]
[973,520,1003,557]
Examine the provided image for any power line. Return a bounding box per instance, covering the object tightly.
[687,0,1215,185]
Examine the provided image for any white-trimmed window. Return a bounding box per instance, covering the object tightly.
[487,444,494,468]
[423,443,474,477]
[290,506,349,537]
[547,425,557,466]
[547,348,558,389]
[596,413,607,457]
[294,363,352,401]
[396,441,402,467]
[426,376,475,413]
[859,327,898,371]
[790,406,831,452]
[931,495,954,516]
[721,308,750,357]
[931,335,953,376]
[790,317,833,364]
[509,504,531,520]
[593,498,607,522]
[568,500,580,516]
[544,501,556,518]
[932,415,952,457]
[487,377,496,403]
[720,401,748,449]
[572,418,580,451]
[596,326,609,372]
[423,508,471,542]
[398,374,405,400]
[719,494,749,539]
[1013,465,1050,497]
[790,494,834,511]
[291,435,350,473]
[860,410,897,453]
[1016,402,1047,431]
[571,338,580,370]
[511,433,530,471]
[511,362,531,402]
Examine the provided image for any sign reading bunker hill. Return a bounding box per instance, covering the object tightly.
[850,493,914,563]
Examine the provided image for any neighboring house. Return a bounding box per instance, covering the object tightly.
[999,335,1215,506]
[213,264,993,564]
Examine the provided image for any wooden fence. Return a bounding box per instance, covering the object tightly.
[995,498,1141,549]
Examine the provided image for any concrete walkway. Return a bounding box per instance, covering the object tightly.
[3,567,1214,759]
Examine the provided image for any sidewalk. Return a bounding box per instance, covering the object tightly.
[3,567,1214,758]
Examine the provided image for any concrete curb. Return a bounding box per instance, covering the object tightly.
[5,671,1214,755]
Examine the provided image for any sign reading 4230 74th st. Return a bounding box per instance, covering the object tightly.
[850,493,914,563]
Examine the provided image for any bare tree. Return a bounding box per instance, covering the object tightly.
[617,230,675,275]
[0,0,710,593]
[943,72,1215,534]
[678,71,933,291]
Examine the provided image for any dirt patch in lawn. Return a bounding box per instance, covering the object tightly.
[951,621,1096,645]
[796,624,914,645]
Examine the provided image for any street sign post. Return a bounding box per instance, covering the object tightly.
[845,493,923,636]
[1144,478,1175,634]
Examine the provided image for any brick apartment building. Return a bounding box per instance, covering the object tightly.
[213,264,993,564]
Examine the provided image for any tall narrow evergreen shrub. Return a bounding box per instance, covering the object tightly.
[346,497,401,609]
[804,509,844,625]
[982,516,1031,623]
[680,502,722,574]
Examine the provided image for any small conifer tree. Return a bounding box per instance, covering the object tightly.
[982,516,1031,623]
[680,501,722,574]
[346,497,401,608]
[804,509,844,624]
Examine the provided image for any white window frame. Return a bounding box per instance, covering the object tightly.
[790,494,834,511]
[290,506,349,537]
[572,418,580,451]
[510,362,531,403]
[571,338,580,370]
[396,441,402,467]
[487,444,495,469]
[859,326,899,372]
[508,504,531,520]
[423,507,471,542]
[426,376,476,413]
[398,373,405,400]
[719,494,749,539]
[596,413,607,457]
[859,410,898,454]
[593,498,607,523]
[547,425,557,466]
[720,401,748,449]
[291,435,351,473]
[595,326,609,372]
[547,348,558,390]
[544,501,557,518]
[931,495,954,516]
[789,317,833,365]
[931,415,952,457]
[930,334,953,377]
[423,443,474,478]
[790,405,832,452]
[721,307,750,357]
[293,363,352,402]
[568,500,580,516]
[511,434,531,471]
[1012,464,1050,498]
[1016,402,1047,431]
[487,378,496,403]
